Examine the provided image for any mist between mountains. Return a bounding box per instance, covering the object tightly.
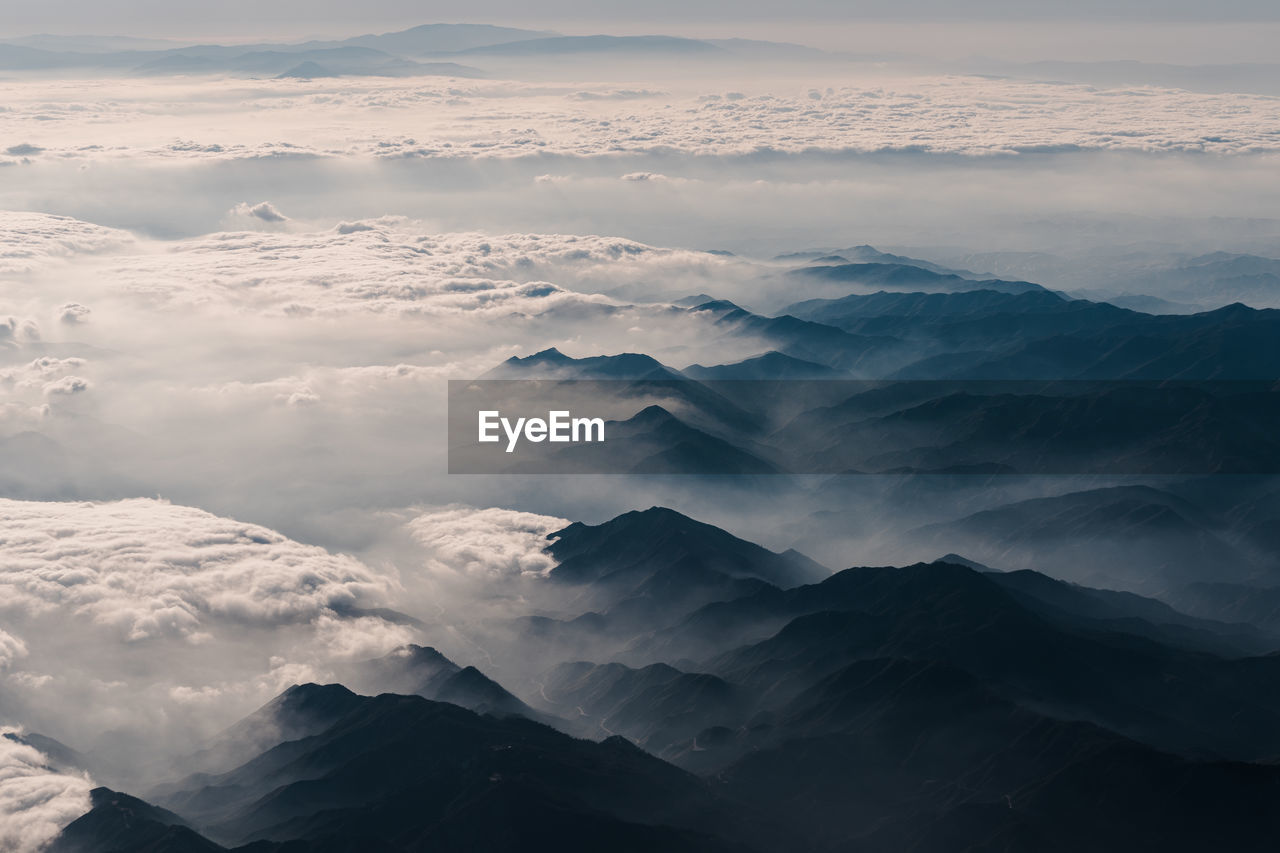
[448,379,1280,475]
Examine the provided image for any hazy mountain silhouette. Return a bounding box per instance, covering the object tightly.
[910,484,1264,592]
[682,351,846,379]
[483,348,681,380]
[454,35,726,57]
[792,262,1048,295]
[335,644,544,721]
[335,24,555,55]
[547,506,826,590]
[687,300,904,373]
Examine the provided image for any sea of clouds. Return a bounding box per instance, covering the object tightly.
[2,41,1280,851]
[4,75,1280,165]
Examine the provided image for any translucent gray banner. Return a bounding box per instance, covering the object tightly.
[448,379,1280,475]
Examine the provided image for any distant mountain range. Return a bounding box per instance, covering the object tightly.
[451,258,1280,478]
[462,335,1280,477]
[0,23,825,78]
[791,261,1050,296]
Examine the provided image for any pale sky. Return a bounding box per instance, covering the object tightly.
[4,0,1280,41]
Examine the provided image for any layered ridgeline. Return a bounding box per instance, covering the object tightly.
[460,282,1280,477]
[36,258,1280,851]
[45,507,1280,853]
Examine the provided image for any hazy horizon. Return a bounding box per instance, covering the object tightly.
[6,11,1280,63]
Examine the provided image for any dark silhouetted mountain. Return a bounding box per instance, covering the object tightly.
[174,683,367,779]
[430,665,537,718]
[338,644,457,694]
[687,300,903,373]
[156,686,753,852]
[517,530,1280,853]
[784,290,1145,350]
[521,538,1280,852]
[707,655,1280,853]
[483,347,680,380]
[676,561,1280,761]
[539,661,748,759]
[774,384,1280,476]
[599,405,779,475]
[786,288,1066,326]
[49,788,223,853]
[514,506,823,654]
[335,645,540,720]
[547,506,826,591]
[671,292,718,307]
[896,302,1280,379]
[931,552,995,571]
[53,502,1280,853]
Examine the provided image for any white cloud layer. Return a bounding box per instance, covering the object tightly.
[0,212,786,529]
[3,74,1280,167]
[0,498,397,641]
[405,506,567,580]
[0,213,133,277]
[0,211,755,322]
[0,498,417,771]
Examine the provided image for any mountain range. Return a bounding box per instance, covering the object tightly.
[43,506,1280,852]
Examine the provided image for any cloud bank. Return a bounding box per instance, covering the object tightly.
[0,731,93,853]
[0,498,418,777]
[4,75,1280,169]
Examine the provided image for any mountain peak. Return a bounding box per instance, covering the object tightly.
[509,346,568,362]
[486,348,676,379]
[625,405,678,426]
[546,506,827,589]
[387,643,454,665]
[690,298,743,313]
[278,681,357,703]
